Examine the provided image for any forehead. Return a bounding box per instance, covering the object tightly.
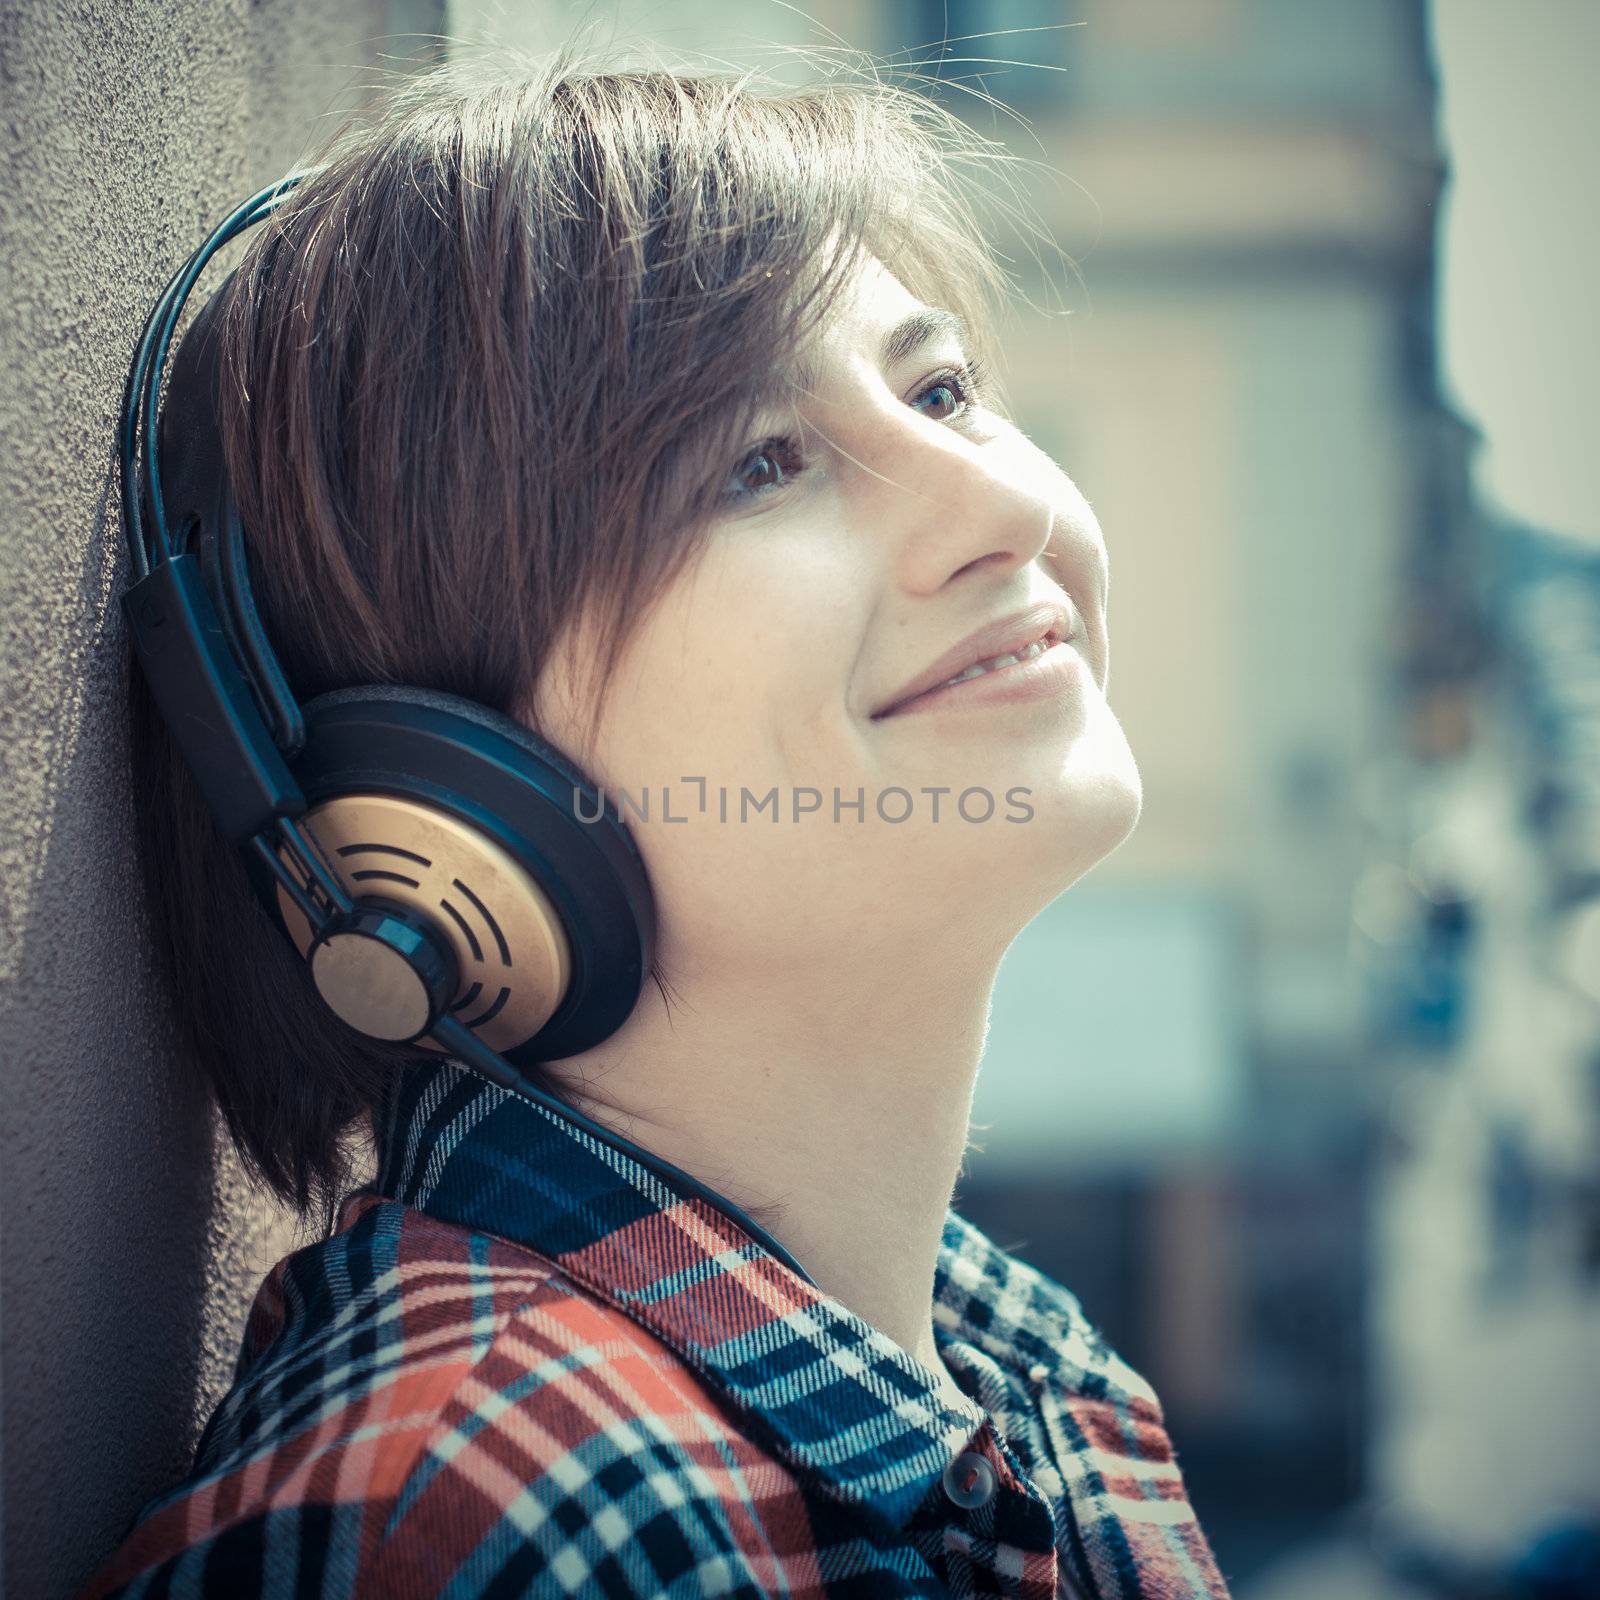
[822,257,924,345]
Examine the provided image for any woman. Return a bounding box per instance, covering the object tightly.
[86,53,1231,1600]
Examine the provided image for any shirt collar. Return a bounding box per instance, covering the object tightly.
[371,1058,1158,1541]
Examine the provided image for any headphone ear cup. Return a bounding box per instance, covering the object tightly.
[247,685,655,1062]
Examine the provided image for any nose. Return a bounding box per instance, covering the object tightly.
[850,406,1055,597]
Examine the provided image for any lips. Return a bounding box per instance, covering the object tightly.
[870,599,1073,719]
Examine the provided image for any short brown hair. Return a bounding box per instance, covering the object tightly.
[129,51,1015,1217]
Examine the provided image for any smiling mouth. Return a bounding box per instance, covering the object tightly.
[872,621,1071,720]
[934,630,1059,688]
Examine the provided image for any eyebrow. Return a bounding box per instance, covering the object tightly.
[783,307,970,400]
[882,307,968,370]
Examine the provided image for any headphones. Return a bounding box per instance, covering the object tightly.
[120,173,814,1285]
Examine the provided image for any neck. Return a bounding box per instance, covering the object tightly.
[568,949,998,1373]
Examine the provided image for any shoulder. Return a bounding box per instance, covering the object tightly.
[80,1200,811,1599]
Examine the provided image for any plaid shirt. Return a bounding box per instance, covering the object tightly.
[84,1060,1232,1598]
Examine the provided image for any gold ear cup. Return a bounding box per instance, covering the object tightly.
[275,793,572,1054]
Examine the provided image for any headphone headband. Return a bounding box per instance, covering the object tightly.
[122,176,304,580]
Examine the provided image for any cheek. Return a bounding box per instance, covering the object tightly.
[592,535,868,790]
[706,529,867,719]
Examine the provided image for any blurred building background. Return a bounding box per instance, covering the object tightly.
[442,0,1600,1592]
[5,0,1594,1594]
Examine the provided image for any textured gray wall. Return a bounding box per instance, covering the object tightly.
[0,4,426,1594]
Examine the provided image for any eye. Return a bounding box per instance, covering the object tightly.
[911,364,981,423]
[725,436,802,502]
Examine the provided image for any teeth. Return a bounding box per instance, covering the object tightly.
[942,636,1050,688]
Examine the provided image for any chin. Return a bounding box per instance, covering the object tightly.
[986,715,1143,905]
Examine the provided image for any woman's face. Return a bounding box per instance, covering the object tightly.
[537,256,1141,984]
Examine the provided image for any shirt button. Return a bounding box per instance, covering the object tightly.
[942,1450,997,1510]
